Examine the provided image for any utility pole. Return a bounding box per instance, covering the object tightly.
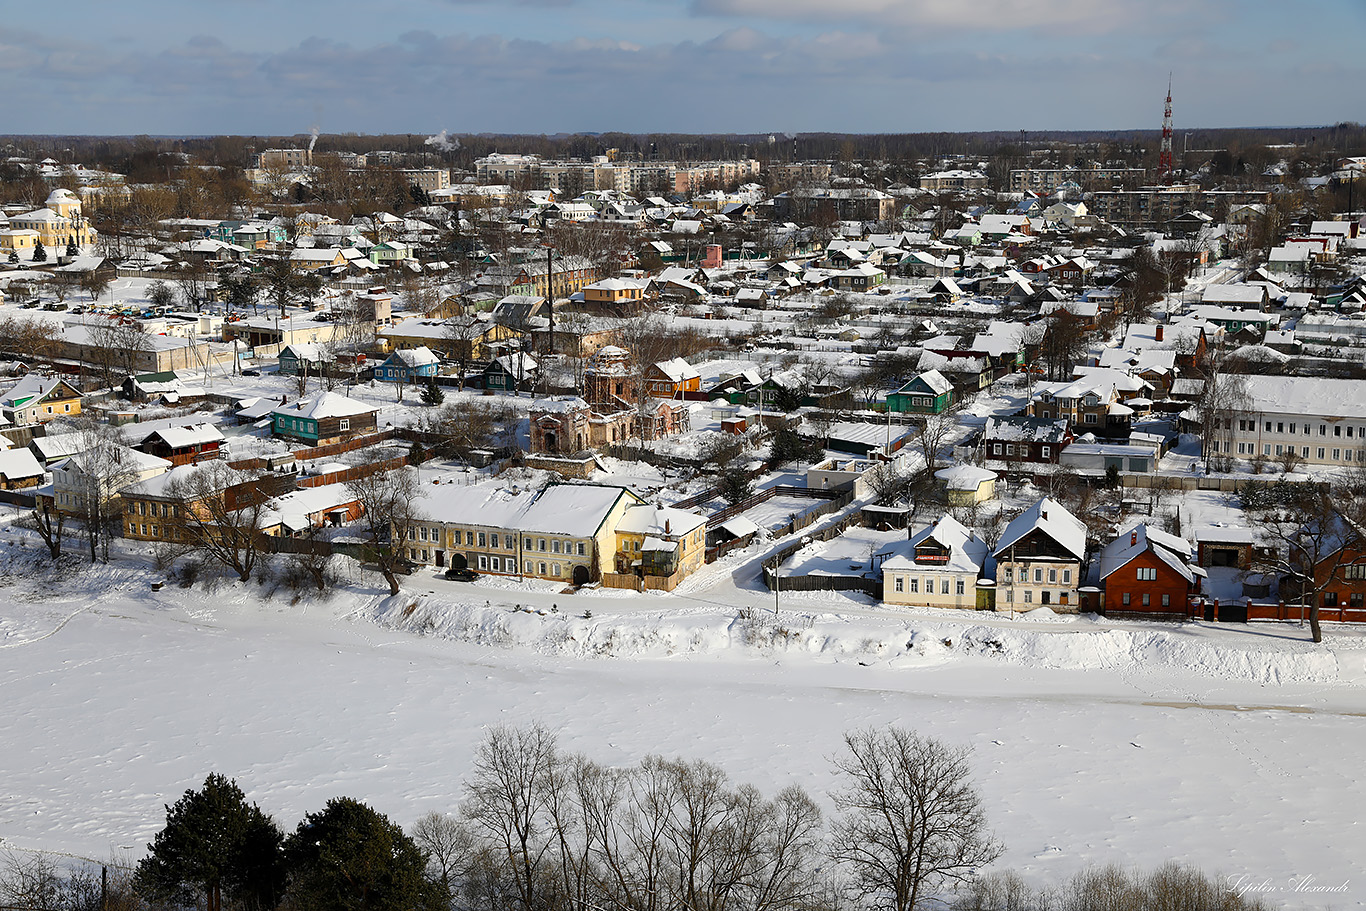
[544,244,555,356]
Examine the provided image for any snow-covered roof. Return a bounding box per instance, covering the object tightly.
[615,503,706,538]
[1097,522,1196,584]
[995,497,1086,561]
[880,515,989,575]
[934,464,997,491]
[0,447,43,481]
[414,481,638,538]
[139,423,224,450]
[1238,376,1366,420]
[273,392,378,421]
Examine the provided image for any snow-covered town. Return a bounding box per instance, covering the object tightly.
[4,28,1366,906]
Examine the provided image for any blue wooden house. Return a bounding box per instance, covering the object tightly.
[376,347,439,384]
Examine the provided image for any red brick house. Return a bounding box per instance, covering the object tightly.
[1098,523,1202,617]
[1313,542,1366,622]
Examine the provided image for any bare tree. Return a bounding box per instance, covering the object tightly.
[26,497,65,559]
[1195,352,1247,473]
[345,464,421,596]
[410,812,474,911]
[86,316,152,387]
[830,727,1002,911]
[1242,478,1366,644]
[460,723,562,911]
[63,424,147,563]
[164,462,274,583]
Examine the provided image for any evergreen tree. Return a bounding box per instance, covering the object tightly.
[7,250,17,264]
[284,797,442,911]
[135,773,286,911]
[31,241,46,262]
[66,240,79,258]
[420,379,444,406]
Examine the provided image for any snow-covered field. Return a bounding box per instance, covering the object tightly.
[2,538,1365,908]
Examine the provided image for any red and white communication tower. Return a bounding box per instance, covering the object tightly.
[1158,74,1174,184]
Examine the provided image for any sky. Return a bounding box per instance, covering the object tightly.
[2,0,1364,138]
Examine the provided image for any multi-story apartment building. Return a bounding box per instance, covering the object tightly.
[1088,186,1271,226]
[399,168,451,192]
[1008,166,1147,193]
[255,148,312,169]
[474,154,760,197]
[1227,376,1366,467]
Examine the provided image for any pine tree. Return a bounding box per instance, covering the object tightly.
[7,250,17,264]
[420,378,444,406]
[66,240,79,258]
[284,797,442,911]
[31,240,46,262]
[135,773,286,911]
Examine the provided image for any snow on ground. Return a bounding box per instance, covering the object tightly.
[2,530,1366,907]
[783,525,902,577]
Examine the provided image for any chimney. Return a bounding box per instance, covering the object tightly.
[1041,509,1048,520]
[664,519,671,535]
[1131,531,1138,546]
[1155,325,1164,342]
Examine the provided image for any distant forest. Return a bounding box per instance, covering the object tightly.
[3,124,1365,180]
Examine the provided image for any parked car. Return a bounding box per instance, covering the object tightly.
[443,567,479,582]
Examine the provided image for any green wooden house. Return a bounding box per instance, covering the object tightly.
[887,369,955,414]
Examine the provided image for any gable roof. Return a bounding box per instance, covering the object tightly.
[994,497,1086,560]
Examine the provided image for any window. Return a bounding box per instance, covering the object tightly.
[539,562,547,575]
[577,542,586,556]
[1321,424,1327,436]
[552,563,561,577]
[894,577,904,593]
[490,557,501,572]
[421,550,429,562]
[1136,567,1157,581]
[925,578,933,593]
[419,527,428,542]
[1034,568,1043,583]
[1277,422,1284,433]
[909,578,919,593]
[477,555,488,569]
[1336,425,1343,437]
[339,419,350,431]
[1318,448,1326,460]
[1122,592,1131,605]
[539,539,547,552]
[1265,421,1272,432]
[1346,564,1366,580]
[506,535,515,550]
[478,532,486,547]
[524,561,533,573]
[1048,568,1057,584]
[1023,590,1033,603]
[1003,568,1014,583]
[1334,449,1342,461]
[1006,444,1016,456]
[552,540,562,554]
[1041,446,1051,459]
[1161,594,1171,607]
[1141,593,1151,606]
[1351,593,1364,610]
[940,578,950,594]
[955,579,965,595]
[1324,591,1339,608]
[525,537,533,550]
[993,444,1002,455]
[1263,445,1271,456]
[466,531,474,545]
[1289,423,1296,434]
[1062,569,1071,584]
[1084,413,1098,424]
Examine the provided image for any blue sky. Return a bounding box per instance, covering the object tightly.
[3,0,1363,137]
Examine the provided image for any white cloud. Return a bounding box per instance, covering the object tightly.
[690,0,1145,33]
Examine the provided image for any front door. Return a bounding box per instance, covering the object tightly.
[435,550,445,567]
